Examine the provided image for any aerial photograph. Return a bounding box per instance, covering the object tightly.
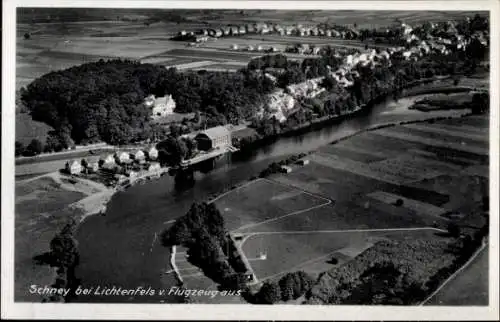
[13,8,490,306]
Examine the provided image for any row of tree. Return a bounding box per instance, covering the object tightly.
[254,271,315,304]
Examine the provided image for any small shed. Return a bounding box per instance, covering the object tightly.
[280,165,292,173]
[195,126,232,151]
[297,159,310,166]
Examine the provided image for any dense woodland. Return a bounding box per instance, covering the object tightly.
[161,202,250,292]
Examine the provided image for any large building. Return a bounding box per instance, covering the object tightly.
[145,95,176,119]
[195,126,231,151]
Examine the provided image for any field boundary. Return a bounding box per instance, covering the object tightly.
[418,240,488,306]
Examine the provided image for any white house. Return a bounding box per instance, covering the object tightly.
[86,161,99,173]
[65,160,82,175]
[100,154,115,166]
[148,95,176,119]
[148,162,161,172]
[147,146,159,160]
[131,150,145,161]
[114,152,130,164]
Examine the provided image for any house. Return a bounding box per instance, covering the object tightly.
[114,174,127,184]
[65,160,82,175]
[238,26,246,34]
[149,95,176,119]
[99,154,115,166]
[222,27,231,36]
[207,29,217,37]
[86,161,99,173]
[148,162,161,172]
[147,146,159,160]
[230,26,239,36]
[280,165,292,173]
[114,152,131,164]
[131,150,145,161]
[195,126,232,151]
[297,159,310,166]
[245,24,255,33]
[125,170,138,181]
[195,35,208,43]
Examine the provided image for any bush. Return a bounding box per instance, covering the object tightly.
[256,281,282,304]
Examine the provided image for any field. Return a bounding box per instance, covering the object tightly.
[16,9,487,90]
[424,245,489,306]
[15,113,53,145]
[15,172,113,301]
[205,115,488,299]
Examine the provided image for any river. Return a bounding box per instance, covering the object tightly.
[74,93,470,303]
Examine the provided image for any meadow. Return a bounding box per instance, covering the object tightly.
[210,115,488,290]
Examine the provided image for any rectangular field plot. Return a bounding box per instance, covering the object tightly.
[410,174,488,214]
[243,228,445,282]
[242,232,363,281]
[371,128,488,156]
[318,144,385,163]
[236,194,437,235]
[334,133,406,160]
[214,179,329,231]
[274,160,391,201]
[310,152,408,185]
[403,123,489,143]
[389,125,489,150]
[163,48,260,62]
[369,154,461,184]
[367,191,448,219]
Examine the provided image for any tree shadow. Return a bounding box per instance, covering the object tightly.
[32,252,57,267]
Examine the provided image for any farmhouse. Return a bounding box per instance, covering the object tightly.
[195,126,231,151]
[65,160,82,175]
[100,154,115,166]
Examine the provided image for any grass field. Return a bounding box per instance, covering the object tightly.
[15,113,53,145]
[213,178,330,231]
[15,175,86,301]
[15,172,113,302]
[211,115,488,297]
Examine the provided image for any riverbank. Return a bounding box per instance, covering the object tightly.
[236,76,455,152]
